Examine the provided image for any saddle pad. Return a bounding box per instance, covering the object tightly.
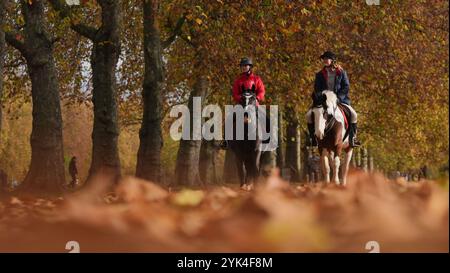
[337,104,349,130]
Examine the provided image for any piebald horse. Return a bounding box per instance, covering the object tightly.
[312,90,353,185]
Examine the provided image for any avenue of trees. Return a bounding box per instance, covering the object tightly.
[0,0,448,193]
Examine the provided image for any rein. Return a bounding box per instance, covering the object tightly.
[324,115,336,135]
[322,102,338,136]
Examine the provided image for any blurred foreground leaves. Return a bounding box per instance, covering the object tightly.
[0,171,448,252]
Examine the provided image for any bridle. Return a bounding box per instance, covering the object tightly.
[241,91,257,109]
[317,101,338,136]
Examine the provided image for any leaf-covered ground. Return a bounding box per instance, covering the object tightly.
[0,171,448,252]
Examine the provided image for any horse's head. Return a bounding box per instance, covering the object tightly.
[312,105,326,141]
[312,90,338,140]
[240,84,257,110]
[321,90,338,117]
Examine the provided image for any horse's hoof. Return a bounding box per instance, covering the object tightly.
[240,184,248,191]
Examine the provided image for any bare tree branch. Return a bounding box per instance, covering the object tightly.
[162,15,186,49]
[48,0,97,40]
[4,31,27,56]
[71,23,97,40]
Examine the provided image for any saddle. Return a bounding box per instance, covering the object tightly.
[337,103,350,129]
[311,103,351,141]
[337,103,351,141]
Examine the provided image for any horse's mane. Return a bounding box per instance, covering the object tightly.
[322,90,338,105]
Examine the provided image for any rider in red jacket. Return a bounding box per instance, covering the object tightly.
[221,57,266,149]
[232,57,265,104]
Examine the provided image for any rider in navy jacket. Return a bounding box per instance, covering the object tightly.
[306,51,361,148]
[312,65,350,106]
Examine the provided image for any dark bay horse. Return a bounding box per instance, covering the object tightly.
[312,90,353,185]
[227,85,261,190]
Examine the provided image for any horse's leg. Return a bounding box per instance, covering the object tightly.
[328,149,340,185]
[252,151,260,186]
[332,153,341,185]
[255,146,262,176]
[243,155,250,186]
[245,155,257,190]
[321,150,330,183]
[235,156,245,188]
[341,148,353,186]
[328,151,334,180]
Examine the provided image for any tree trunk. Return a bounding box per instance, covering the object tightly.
[199,139,217,184]
[175,72,207,186]
[0,0,5,135]
[361,147,368,172]
[351,148,357,168]
[285,110,301,182]
[136,0,163,182]
[5,0,66,192]
[276,108,284,169]
[302,130,309,181]
[47,0,122,183]
[355,147,361,168]
[368,149,374,172]
[87,1,121,180]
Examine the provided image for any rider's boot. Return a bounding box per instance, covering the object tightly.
[349,123,361,148]
[308,123,317,147]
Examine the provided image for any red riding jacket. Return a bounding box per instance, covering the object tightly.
[232,72,265,105]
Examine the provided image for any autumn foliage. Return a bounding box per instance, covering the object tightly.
[1,0,448,180]
[0,0,448,253]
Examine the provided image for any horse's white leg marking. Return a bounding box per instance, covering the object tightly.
[321,150,330,183]
[333,155,340,184]
[327,151,337,183]
[341,149,353,186]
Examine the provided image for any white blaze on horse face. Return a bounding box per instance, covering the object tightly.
[322,90,337,116]
[244,95,251,110]
[326,104,334,116]
[313,107,326,140]
[325,99,333,116]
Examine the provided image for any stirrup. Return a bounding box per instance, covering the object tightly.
[350,139,361,148]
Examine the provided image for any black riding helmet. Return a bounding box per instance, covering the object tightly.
[239,57,253,67]
[320,51,336,60]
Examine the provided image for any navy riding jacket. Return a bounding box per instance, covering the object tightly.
[312,66,351,106]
